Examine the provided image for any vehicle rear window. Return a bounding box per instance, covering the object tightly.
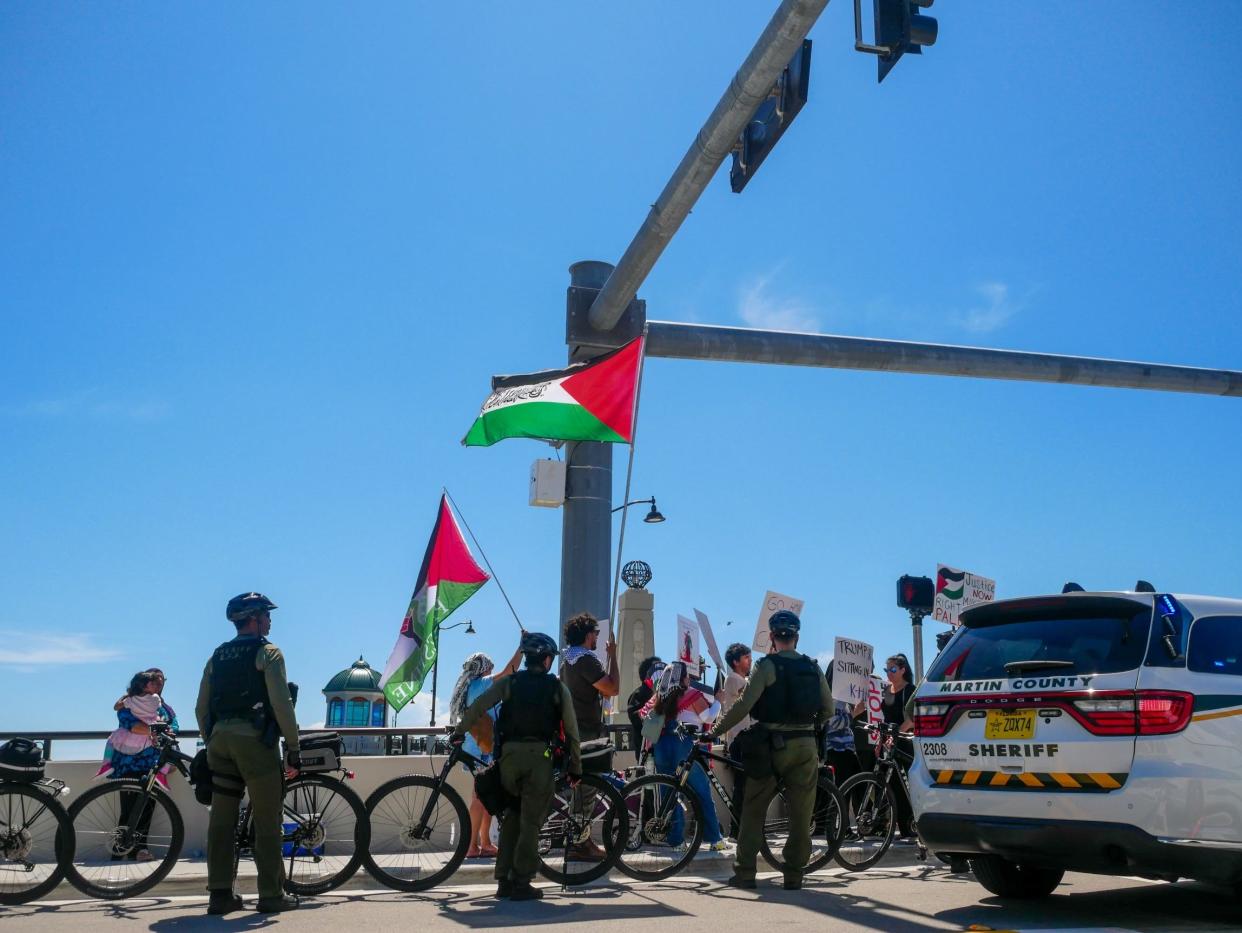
[926,612,1152,682]
[1187,616,1242,676]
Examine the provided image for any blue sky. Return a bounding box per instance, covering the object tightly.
[3,3,1240,752]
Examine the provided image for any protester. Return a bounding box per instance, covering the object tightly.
[641,661,727,852]
[100,671,176,781]
[451,632,581,902]
[882,652,917,839]
[560,612,618,860]
[719,642,753,836]
[449,640,524,859]
[626,656,664,755]
[822,665,864,787]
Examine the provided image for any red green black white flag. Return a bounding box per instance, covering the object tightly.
[462,336,644,447]
[379,494,489,712]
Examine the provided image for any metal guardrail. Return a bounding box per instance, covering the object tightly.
[4,724,635,760]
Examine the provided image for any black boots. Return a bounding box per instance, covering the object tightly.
[206,890,243,915]
[509,881,544,901]
[256,894,300,913]
[495,879,513,899]
[725,874,757,889]
[782,872,803,890]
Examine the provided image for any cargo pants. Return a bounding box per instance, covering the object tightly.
[497,741,555,884]
[206,723,286,899]
[733,734,818,881]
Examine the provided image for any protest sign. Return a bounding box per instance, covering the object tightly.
[866,675,885,745]
[694,609,723,673]
[932,564,996,626]
[676,614,701,678]
[751,591,805,655]
[831,637,874,704]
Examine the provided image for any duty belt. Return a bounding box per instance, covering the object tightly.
[759,727,818,739]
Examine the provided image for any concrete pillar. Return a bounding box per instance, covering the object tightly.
[614,585,655,718]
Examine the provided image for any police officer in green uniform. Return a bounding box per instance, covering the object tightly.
[710,609,833,890]
[451,631,581,901]
[194,592,301,914]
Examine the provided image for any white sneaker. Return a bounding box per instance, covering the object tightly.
[706,840,730,853]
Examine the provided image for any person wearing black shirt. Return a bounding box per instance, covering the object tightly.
[625,656,664,754]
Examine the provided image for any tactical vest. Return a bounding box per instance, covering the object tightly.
[496,670,561,743]
[751,654,823,725]
[209,637,271,722]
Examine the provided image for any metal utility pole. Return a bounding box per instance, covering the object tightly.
[559,261,619,644]
[586,0,831,335]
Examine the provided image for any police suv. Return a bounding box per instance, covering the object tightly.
[909,588,1242,899]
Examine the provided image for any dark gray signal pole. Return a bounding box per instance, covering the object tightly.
[559,0,1242,645]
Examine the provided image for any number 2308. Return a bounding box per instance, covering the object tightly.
[921,743,948,758]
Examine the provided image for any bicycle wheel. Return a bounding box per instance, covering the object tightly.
[0,783,73,905]
[282,775,368,895]
[66,778,183,899]
[536,773,627,886]
[613,773,704,881]
[760,773,844,873]
[362,775,469,892]
[834,772,896,871]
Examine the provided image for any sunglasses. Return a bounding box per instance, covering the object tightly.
[885,665,904,674]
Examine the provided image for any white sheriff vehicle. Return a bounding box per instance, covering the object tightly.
[910,588,1242,899]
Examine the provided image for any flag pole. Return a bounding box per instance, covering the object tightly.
[609,329,651,633]
[442,487,524,631]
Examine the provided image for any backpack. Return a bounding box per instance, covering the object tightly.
[0,738,45,783]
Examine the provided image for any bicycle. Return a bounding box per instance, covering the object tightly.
[362,737,628,891]
[65,724,368,899]
[834,720,928,870]
[616,723,844,881]
[0,739,75,905]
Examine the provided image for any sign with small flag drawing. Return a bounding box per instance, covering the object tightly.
[462,336,643,447]
[380,495,489,712]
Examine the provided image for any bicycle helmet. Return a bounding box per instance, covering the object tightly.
[226,592,278,623]
[768,609,801,636]
[520,631,559,661]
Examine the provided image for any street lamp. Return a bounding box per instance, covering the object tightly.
[429,618,476,728]
[612,496,665,524]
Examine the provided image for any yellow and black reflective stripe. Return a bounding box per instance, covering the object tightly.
[932,769,1127,791]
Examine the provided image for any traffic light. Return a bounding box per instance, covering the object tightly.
[729,39,812,193]
[856,0,938,83]
[897,574,935,612]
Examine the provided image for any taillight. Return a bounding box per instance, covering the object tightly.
[1071,696,1137,735]
[914,702,951,737]
[1136,691,1193,735]
[1071,691,1193,736]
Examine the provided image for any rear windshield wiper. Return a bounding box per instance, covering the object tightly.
[1003,660,1075,673]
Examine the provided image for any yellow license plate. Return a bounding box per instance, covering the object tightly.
[985,710,1036,740]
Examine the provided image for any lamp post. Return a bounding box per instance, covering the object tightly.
[611,496,666,524]
[429,619,475,728]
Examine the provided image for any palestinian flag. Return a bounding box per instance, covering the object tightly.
[380,495,489,712]
[937,566,966,601]
[462,336,644,447]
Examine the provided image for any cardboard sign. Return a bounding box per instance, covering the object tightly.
[752,590,805,655]
[932,564,996,626]
[694,609,724,672]
[676,614,701,678]
[831,637,875,704]
[866,675,885,746]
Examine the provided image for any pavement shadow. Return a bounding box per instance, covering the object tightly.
[414,882,692,928]
[936,878,1241,929]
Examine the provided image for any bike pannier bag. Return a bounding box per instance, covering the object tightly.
[580,737,614,773]
[733,724,773,780]
[0,738,44,783]
[293,732,343,773]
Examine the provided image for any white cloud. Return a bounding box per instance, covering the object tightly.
[738,273,820,333]
[0,632,124,668]
[391,689,451,728]
[816,650,834,669]
[951,282,1024,334]
[1,388,169,422]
